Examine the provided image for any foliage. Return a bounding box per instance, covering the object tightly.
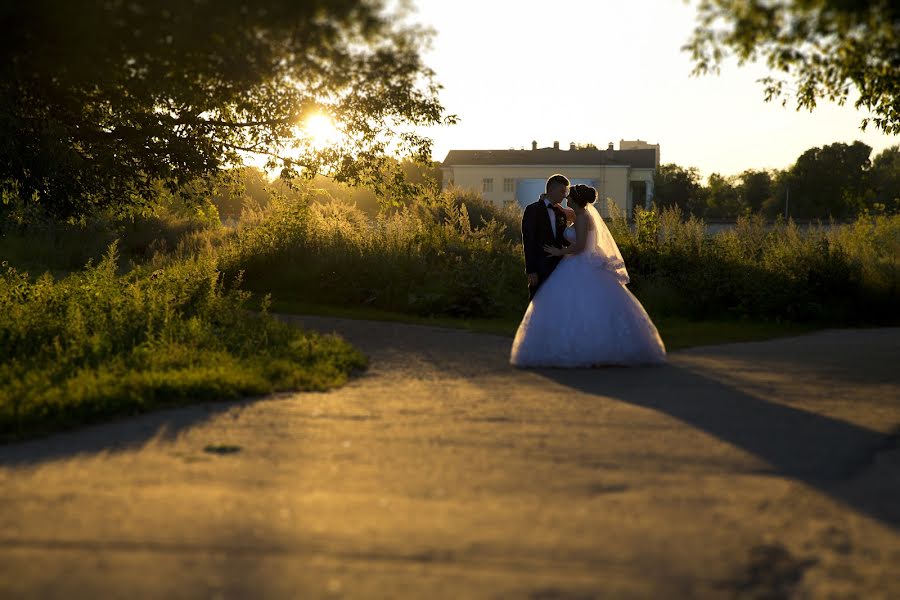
[780,141,873,218]
[0,185,223,275]
[740,169,774,213]
[658,143,900,220]
[181,184,900,326]
[611,204,897,322]
[3,176,897,442]
[653,163,705,213]
[703,173,743,219]
[868,146,900,209]
[685,0,900,134]
[0,243,366,441]
[209,187,524,319]
[0,0,454,220]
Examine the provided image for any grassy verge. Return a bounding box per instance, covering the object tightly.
[652,317,819,351]
[269,296,821,351]
[0,245,367,443]
[269,297,522,337]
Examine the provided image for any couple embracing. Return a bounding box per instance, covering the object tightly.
[510,174,666,368]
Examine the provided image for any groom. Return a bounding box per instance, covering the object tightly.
[521,173,570,300]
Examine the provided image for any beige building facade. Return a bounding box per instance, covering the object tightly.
[442,141,658,219]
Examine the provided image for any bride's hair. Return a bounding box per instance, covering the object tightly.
[568,184,597,208]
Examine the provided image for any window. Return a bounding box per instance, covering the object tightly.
[482,178,493,193]
[503,178,515,193]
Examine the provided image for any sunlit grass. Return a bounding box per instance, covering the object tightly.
[2,179,896,441]
[0,243,367,442]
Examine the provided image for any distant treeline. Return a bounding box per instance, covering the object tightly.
[652,141,900,221]
[201,141,900,227]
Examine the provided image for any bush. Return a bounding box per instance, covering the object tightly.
[191,189,899,326]
[7,178,895,442]
[0,242,366,441]
[616,205,893,322]
[209,187,526,319]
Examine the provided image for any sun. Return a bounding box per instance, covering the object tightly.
[301,113,341,150]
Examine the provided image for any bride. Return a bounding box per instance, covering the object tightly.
[510,184,666,367]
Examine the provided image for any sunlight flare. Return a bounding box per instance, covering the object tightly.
[301,113,341,150]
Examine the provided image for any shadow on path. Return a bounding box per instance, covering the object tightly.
[535,362,900,530]
[0,398,251,468]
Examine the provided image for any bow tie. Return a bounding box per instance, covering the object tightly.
[548,203,564,216]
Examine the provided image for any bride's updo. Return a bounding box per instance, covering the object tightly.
[568,184,597,208]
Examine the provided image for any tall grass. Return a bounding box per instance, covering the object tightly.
[3,179,896,442]
[204,187,525,318]
[608,201,898,322]
[201,188,898,325]
[0,242,366,441]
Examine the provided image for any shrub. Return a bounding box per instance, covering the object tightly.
[0,242,366,441]
[211,187,526,319]
[198,189,899,325]
[618,206,888,322]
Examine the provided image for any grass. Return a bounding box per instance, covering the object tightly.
[229,191,892,351]
[0,243,367,443]
[269,296,522,337]
[2,175,896,441]
[269,297,820,351]
[200,187,899,329]
[651,317,819,351]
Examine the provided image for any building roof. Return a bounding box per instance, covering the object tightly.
[442,148,657,169]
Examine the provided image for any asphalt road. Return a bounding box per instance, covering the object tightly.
[1,317,898,599]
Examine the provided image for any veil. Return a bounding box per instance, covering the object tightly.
[584,203,630,285]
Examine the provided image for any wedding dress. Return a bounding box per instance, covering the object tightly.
[510,203,666,367]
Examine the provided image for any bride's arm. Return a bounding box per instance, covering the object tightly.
[544,214,588,256]
[561,206,575,224]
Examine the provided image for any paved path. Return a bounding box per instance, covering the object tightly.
[1,318,898,599]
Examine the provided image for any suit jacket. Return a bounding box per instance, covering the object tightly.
[521,199,569,284]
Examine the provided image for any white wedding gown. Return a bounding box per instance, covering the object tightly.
[510,204,666,367]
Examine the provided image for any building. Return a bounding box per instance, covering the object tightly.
[441,140,658,218]
[619,139,660,168]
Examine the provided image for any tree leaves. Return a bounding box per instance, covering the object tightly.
[684,0,900,135]
[0,0,454,220]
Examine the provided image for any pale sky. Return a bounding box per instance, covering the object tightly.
[409,0,898,178]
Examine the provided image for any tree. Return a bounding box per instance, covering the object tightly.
[685,1,900,135]
[704,173,744,218]
[209,167,273,222]
[782,141,873,218]
[867,145,900,211]
[739,169,774,213]
[0,1,454,220]
[653,163,704,214]
[400,159,443,190]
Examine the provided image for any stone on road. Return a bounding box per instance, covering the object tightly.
[1,318,898,599]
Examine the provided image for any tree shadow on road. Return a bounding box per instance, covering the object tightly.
[534,362,900,530]
[0,397,259,468]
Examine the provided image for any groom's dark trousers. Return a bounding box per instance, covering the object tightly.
[522,199,569,301]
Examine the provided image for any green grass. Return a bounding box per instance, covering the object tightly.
[269,296,821,351]
[2,179,896,442]
[209,190,899,329]
[652,317,819,351]
[0,244,367,443]
[269,296,522,337]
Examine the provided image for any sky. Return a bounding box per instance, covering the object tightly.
[407,0,898,178]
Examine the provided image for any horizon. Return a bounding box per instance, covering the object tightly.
[409,0,898,179]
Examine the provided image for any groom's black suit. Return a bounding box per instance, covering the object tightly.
[522,198,569,300]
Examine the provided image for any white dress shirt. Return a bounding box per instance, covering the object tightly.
[544,198,558,238]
